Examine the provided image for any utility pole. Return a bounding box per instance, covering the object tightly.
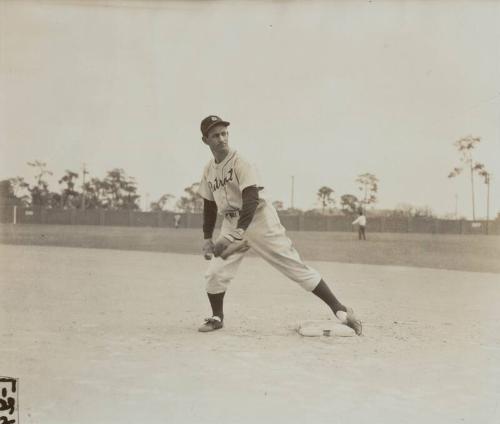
[291,175,295,210]
[81,163,88,211]
[486,173,491,234]
[469,160,476,221]
[454,193,458,219]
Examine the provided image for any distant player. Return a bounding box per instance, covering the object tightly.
[196,115,362,335]
[352,209,367,240]
[174,214,181,229]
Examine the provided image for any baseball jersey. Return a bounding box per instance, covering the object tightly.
[198,150,265,214]
[352,216,366,226]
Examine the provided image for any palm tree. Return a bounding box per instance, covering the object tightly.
[448,135,482,220]
[340,194,359,215]
[150,194,175,212]
[474,164,492,226]
[317,186,335,214]
[27,161,53,206]
[58,170,79,208]
[355,173,378,206]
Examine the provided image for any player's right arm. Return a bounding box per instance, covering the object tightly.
[198,165,217,259]
[203,199,218,240]
[202,199,217,260]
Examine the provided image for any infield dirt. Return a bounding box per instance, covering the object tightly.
[1,243,499,423]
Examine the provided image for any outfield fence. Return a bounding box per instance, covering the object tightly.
[0,205,498,235]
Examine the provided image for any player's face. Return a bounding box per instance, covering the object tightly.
[203,124,229,154]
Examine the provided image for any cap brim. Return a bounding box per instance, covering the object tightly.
[204,120,230,135]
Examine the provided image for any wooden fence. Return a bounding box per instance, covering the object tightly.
[0,205,498,235]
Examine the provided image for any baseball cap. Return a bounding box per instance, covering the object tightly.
[200,115,230,136]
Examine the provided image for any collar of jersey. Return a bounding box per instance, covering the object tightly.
[213,149,237,168]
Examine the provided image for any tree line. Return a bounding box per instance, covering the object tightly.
[0,164,401,217]
[0,135,493,219]
[0,161,204,213]
[1,161,141,210]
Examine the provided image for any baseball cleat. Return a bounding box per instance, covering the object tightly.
[344,308,362,335]
[198,316,223,332]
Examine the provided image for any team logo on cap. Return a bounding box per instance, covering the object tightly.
[211,116,218,121]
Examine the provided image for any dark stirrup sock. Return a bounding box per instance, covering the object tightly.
[207,292,226,321]
[312,279,347,315]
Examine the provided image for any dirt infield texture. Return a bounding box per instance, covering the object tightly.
[1,242,500,424]
[1,223,500,273]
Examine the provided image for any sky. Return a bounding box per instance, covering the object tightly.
[1,0,499,218]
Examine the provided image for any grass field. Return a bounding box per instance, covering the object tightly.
[1,225,499,423]
[1,223,500,273]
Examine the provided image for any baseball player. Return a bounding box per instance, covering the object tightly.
[174,214,181,229]
[197,115,362,335]
[352,209,367,240]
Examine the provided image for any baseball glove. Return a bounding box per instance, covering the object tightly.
[219,239,250,260]
[213,229,250,260]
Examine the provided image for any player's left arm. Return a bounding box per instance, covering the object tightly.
[213,187,259,257]
[223,156,261,242]
[235,185,259,231]
[213,158,261,257]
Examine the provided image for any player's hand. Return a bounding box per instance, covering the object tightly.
[202,239,215,260]
[213,238,231,257]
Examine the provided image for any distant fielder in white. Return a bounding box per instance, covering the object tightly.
[197,115,362,335]
[352,209,367,240]
[173,214,181,229]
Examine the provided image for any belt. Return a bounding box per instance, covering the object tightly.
[225,210,239,218]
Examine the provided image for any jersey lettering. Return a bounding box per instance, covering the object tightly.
[208,168,234,192]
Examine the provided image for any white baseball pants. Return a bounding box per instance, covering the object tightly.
[205,203,321,294]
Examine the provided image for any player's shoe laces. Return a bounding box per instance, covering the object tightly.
[344,308,362,336]
[198,316,223,332]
